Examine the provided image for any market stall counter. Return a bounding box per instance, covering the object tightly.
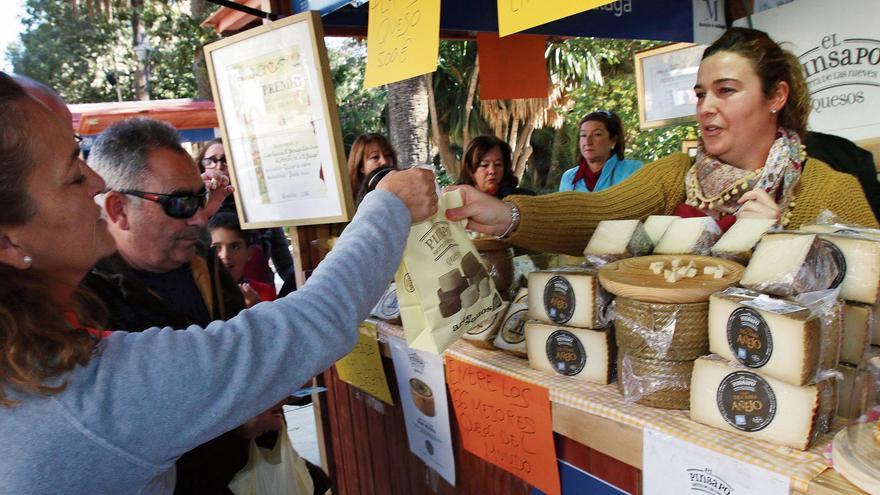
[313,319,866,495]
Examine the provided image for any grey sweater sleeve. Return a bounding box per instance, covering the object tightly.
[59,191,410,466]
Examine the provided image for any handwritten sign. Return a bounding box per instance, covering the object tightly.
[643,428,790,495]
[497,0,615,37]
[334,323,394,405]
[445,356,560,495]
[364,0,441,88]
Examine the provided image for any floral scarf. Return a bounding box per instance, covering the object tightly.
[685,127,805,222]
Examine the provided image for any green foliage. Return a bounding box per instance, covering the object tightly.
[327,38,388,150]
[8,0,218,103]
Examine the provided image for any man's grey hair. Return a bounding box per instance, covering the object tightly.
[89,117,188,191]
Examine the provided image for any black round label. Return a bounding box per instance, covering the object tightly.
[501,309,527,344]
[543,276,575,324]
[820,239,847,290]
[726,307,773,367]
[716,371,777,432]
[545,330,586,376]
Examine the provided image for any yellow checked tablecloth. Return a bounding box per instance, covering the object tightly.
[373,321,840,494]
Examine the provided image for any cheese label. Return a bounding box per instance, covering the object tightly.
[543,276,575,324]
[726,307,774,367]
[500,308,528,344]
[374,285,400,319]
[545,330,586,376]
[716,371,777,432]
[819,239,847,289]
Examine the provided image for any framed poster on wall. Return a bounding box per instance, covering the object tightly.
[204,11,353,228]
[634,42,704,130]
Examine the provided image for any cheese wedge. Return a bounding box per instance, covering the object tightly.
[690,356,837,450]
[710,218,777,263]
[653,217,721,255]
[492,291,529,357]
[462,302,508,349]
[740,233,838,297]
[527,268,612,329]
[817,234,880,304]
[841,303,873,365]
[525,321,614,384]
[709,291,822,386]
[583,219,653,261]
[370,283,401,324]
[644,215,680,245]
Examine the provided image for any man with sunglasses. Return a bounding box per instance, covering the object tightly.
[82,117,267,495]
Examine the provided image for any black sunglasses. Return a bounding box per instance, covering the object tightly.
[117,188,209,219]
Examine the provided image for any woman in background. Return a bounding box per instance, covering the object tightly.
[559,110,643,192]
[348,133,398,206]
[457,135,534,199]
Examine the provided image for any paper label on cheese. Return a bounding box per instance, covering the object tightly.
[741,296,803,314]
[716,371,777,432]
[500,309,528,344]
[726,308,774,367]
[545,330,586,376]
[543,276,575,324]
[820,239,847,289]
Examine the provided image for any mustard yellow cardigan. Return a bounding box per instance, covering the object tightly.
[507,153,878,256]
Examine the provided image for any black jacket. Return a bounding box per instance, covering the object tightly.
[82,246,248,495]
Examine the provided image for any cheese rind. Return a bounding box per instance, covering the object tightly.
[583,219,653,262]
[689,356,837,450]
[817,234,880,304]
[709,291,821,386]
[841,303,872,365]
[644,215,680,245]
[740,233,839,297]
[525,321,614,384]
[710,218,777,263]
[492,290,529,356]
[653,217,721,255]
[527,268,612,329]
[836,363,862,419]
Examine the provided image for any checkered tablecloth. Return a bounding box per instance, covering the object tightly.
[374,321,838,494]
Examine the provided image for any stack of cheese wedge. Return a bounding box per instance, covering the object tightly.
[523,268,615,384]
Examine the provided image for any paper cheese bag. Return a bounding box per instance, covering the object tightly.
[395,189,503,354]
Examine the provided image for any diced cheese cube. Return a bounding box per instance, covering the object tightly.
[690,356,837,450]
[841,303,872,365]
[649,261,665,274]
[583,219,654,260]
[817,234,880,305]
[654,217,721,255]
[686,268,697,278]
[525,321,614,384]
[710,218,777,262]
[527,268,612,329]
[644,215,680,245]
[671,258,681,268]
[709,291,822,386]
[704,266,717,275]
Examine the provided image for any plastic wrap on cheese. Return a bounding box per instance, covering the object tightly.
[583,219,653,266]
[613,297,708,361]
[740,233,843,297]
[618,353,692,410]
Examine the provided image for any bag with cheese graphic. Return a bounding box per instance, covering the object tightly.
[395,189,503,354]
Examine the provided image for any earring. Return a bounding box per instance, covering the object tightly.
[770,108,778,114]
[23,255,32,266]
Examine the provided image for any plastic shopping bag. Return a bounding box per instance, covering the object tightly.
[228,430,314,495]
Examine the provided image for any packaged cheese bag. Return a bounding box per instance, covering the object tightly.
[395,189,503,354]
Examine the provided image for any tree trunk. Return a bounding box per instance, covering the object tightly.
[387,76,429,167]
[131,0,149,101]
[426,73,460,177]
[511,120,534,181]
[190,0,213,100]
[462,60,479,149]
[544,125,568,188]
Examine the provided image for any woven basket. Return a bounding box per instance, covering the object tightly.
[614,297,709,361]
[617,353,694,410]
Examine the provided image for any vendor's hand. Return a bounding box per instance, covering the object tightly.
[239,282,262,308]
[737,189,781,221]
[444,185,513,236]
[375,167,438,223]
[202,170,235,217]
[236,401,286,439]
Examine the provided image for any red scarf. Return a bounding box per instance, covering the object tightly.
[64,309,112,339]
[571,158,601,192]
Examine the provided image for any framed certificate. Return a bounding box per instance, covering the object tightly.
[204,11,353,228]
[634,43,704,130]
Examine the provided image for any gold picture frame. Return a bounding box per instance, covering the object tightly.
[634,42,704,130]
[204,11,353,228]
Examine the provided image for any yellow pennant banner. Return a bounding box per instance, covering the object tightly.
[364,0,441,88]
[497,0,615,37]
[334,322,394,405]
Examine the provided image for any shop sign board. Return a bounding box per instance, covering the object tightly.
[445,355,561,495]
[334,323,394,405]
[497,0,615,37]
[364,0,441,88]
[736,0,880,141]
[388,338,456,485]
[643,428,790,495]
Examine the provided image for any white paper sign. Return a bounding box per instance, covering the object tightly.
[735,0,880,141]
[643,428,790,495]
[388,337,456,485]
